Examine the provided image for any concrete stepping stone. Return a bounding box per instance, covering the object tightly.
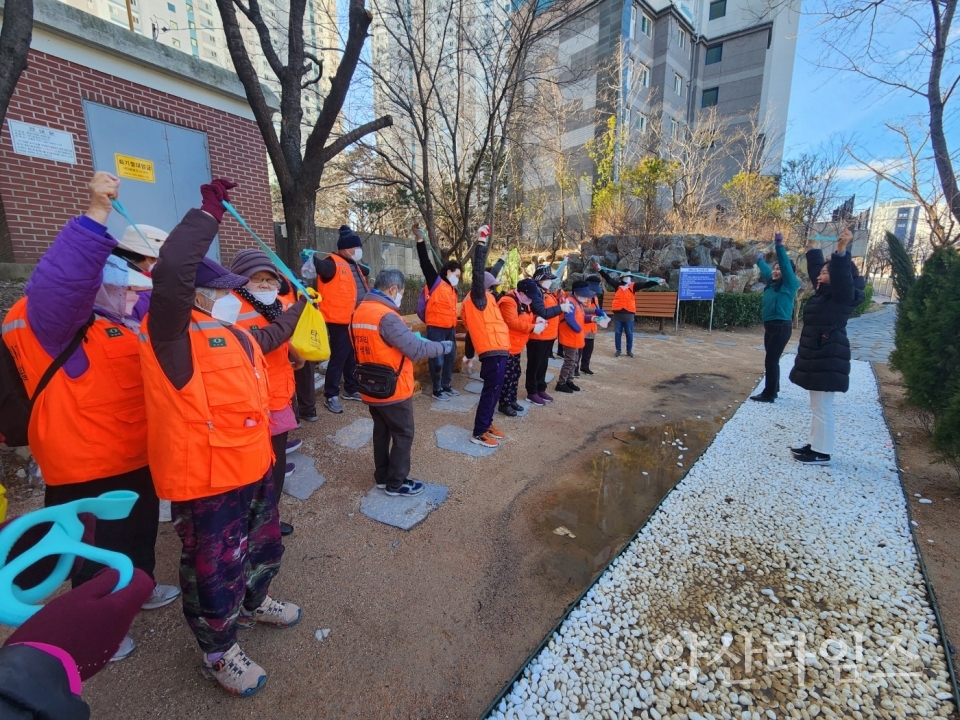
[359,482,448,530]
[430,394,480,413]
[636,333,650,338]
[469,372,481,380]
[282,451,326,500]
[513,399,531,418]
[435,424,497,457]
[754,345,765,350]
[327,418,373,449]
[464,381,485,394]
[715,340,737,346]
[684,338,703,343]
[548,358,563,368]
[545,372,555,383]
[653,335,670,340]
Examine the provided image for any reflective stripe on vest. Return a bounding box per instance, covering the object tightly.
[232,293,295,413]
[425,280,458,328]
[139,310,272,502]
[612,287,636,314]
[2,298,147,485]
[350,298,414,404]
[559,299,586,349]
[318,254,368,324]
[461,293,510,356]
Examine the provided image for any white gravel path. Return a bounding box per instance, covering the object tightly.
[488,357,956,720]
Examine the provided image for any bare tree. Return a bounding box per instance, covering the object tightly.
[214,0,392,266]
[849,122,958,248]
[0,0,33,262]
[780,139,847,243]
[805,0,959,228]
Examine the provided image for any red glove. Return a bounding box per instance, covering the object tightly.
[200,179,238,222]
[5,568,154,680]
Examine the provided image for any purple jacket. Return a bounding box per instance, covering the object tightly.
[24,216,117,379]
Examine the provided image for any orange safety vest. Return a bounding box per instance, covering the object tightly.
[232,293,295,413]
[425,279,458,329]
[497,292,535,355]
[461,292,510,356]
[2,299,147,485]
[559,298,586,349]
[318,254,368,324]
[541,291,562,341]
[138,311,273,502]
[350,298,414,404]
[612,286,636,314]
[581,296,598,335]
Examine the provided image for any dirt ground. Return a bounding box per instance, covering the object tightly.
[2,320,772,719]
[874,364,960,673]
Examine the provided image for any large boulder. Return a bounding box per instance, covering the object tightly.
[715,269,726,293]
[701,235,724,249]
[682,234,704,250]
[658,243,689,271]
[718,247,743,271]
[616,248,644,272]
[691,245,713,267]
[596,234,618,255]
[668,269,682,289]
[567,253,584,274]
[603,251,619,269]
[580,241,597,258]
[720,237,736,249]
[724,274,747,293]
[747,281,767,293]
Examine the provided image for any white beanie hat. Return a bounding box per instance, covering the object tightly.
[119,224,168,258]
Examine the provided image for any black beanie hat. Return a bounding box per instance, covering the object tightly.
[337,225,363,250]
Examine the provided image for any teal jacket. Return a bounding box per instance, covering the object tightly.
[757,243,800,322]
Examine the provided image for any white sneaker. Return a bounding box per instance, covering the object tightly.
[237,595,302,629]
[142,583,180,610]
[201,643,267,698]
[109,634,136,662]
[158,499,172,523]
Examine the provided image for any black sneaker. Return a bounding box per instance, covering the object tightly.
[342,391,363,402]
[750,393,775,403]
[581,368,595,375]
[566,381,581,392]
[794,449,831,465]
[498,404,518,417]
[615,351,622,357]
[279,522,294,537]
[555,383,574,393]
[385,480,425,496]
[573,370,580,377]
[301,412,319,422]
[509,401,524,412]
[790,444,812,456]
[626,352,635,358]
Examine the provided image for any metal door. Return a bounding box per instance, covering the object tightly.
[83,101,218,258]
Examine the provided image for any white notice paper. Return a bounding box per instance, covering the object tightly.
[7,120,77,164]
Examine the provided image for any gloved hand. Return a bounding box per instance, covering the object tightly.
[657,278,666,285]
[200,179,238,222]
[440,340,454,354]
[5,568,154,681]
[477,225,491,243]
[774,232,784,244]
[560,300,573,312]
[593,260,600,271]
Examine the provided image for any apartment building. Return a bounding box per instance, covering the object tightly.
[869,199,935,260]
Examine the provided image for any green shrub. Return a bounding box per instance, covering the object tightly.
[890,248,960,476]
[400,276,425,316]
[680,292,763,329]
[852,283,874,318]
[887,231,916,301]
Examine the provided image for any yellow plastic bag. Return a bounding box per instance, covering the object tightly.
[291,294,331,362]
[0,483,7,523]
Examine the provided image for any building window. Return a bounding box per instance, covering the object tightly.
[625,58,633,89]
[702,87,719,107]
[630,5,637,38]
[190,37,198,47]
[670,118,680,138]
[188,20,195,28]
[172,38,181,46]
[168,19,178,28]
[639,64,650,87]
[677,26,685,48]
[705,44,722,64]
[674,73,683,94]
[633,111,647,134]
[641,14,651,36]
[167,1,175,10]
[709,0,726,19]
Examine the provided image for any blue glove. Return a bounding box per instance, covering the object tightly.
[440,340,454,354]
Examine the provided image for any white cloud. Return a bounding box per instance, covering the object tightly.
[837,158,905,180]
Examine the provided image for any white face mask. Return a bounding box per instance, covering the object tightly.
[211,293,242,325]
[352,248,363,262]
[622,278,632,287]
[517,293,530,305]
[251,289,278,305]
[393,291,404,308]
[540,280,552,290]
[124,290,140,316]
[448,274,460,288]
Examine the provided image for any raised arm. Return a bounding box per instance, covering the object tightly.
[471,226,490,309]
[598,268,619,291]
[828,228,855,306]
[805,238,826,287]
[414,226,440,287]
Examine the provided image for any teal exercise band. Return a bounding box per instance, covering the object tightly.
[221,201,310,297]
[594,263,657,283]
[109,199,153,247]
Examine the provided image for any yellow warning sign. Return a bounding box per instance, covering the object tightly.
[115,154,155,183]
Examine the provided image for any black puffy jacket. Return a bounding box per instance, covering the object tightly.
[789,249,865,393]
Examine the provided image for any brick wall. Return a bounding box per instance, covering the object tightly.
[0,49,273,264]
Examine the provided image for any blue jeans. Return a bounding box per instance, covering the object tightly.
[614,320,634,354]
[426,325,456,392]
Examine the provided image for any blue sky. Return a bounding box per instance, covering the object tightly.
[783,9,959,210]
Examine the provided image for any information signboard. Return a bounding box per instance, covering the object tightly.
[676,266,718,331]
[7,120,77,164]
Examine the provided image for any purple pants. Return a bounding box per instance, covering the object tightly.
[473,355,507,436]
[171,468,284,653]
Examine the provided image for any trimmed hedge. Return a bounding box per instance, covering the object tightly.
[680,292,763,329]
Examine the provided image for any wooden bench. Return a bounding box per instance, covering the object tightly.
[602,291,678,332]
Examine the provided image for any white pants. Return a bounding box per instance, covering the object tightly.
[808,390,835,455]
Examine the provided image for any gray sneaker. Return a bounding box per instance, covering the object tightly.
[441,387,460,397]
[324,396,343,414]
[342,391,363,402]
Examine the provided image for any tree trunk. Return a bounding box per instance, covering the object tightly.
[927,0,959,234]
[281,190,317,269]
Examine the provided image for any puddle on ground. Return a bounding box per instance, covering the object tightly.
[531,418,720,592]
